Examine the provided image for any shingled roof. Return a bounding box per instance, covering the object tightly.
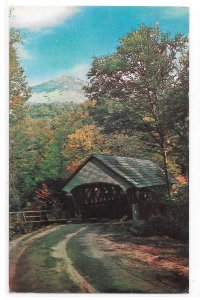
[97,154,177,188]
[62,154,176,193]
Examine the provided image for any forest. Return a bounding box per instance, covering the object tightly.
[9,24,189,215]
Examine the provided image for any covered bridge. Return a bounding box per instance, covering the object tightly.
[62,155,175,221]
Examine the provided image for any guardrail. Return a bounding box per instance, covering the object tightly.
[9,210,71,224]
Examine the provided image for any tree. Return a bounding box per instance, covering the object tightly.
[161,51,189,177]
[9,27,31,210]
[9,116,55,209]
[85,24,189,194]
[106,132,162,165]
[9,28,31,122]
[65,124,111,172]
[38,143,63,182]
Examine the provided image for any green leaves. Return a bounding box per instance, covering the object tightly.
[9,23,189,212]
[9,29,31,123]
[86,24,189,181]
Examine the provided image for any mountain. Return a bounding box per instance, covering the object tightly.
[27,76,88,105]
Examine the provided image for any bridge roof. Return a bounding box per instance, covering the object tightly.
[62,154,176,193]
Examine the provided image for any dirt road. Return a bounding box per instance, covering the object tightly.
[9,222,189,293]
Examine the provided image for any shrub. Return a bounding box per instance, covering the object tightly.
[129,184,189,241]
[149,184,189,240]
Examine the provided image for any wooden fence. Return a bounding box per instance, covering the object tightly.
[9,210,72,224]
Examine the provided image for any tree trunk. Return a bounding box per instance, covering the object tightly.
[160,138,171,198]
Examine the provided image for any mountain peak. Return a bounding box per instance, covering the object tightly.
[28,76,87,105]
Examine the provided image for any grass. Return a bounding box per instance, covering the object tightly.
[13,224,82,293]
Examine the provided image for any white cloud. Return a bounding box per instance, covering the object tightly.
[10,6,80,31]
[160,7,189,19]
[64,63,91,80]
[16,45,33,60]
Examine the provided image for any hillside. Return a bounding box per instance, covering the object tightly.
[27,76,88,105]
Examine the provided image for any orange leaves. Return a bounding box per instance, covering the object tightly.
[66,124,111,154]
[65,124,111,173]
[29,184,52,210]
[66,161,81,173]
[35,184,50,200]
[176,175,187,185]
[67,124,97,151]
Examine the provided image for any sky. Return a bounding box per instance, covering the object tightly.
[10,6,189,86]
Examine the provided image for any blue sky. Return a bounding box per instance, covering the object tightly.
[11,6,189,86]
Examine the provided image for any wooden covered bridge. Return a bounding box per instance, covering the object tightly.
[62,154,176,221]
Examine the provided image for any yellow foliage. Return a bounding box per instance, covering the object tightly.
[143,116,155,122]
[23,116,54,140]
[65,124,111,173]
[67,125,102,151]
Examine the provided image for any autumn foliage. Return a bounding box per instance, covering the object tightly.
[66,124,111,172]
[9,24,188,213]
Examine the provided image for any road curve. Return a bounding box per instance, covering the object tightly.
[9,222,188,293]
[51,227,97,293]
[9,225,65,291]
